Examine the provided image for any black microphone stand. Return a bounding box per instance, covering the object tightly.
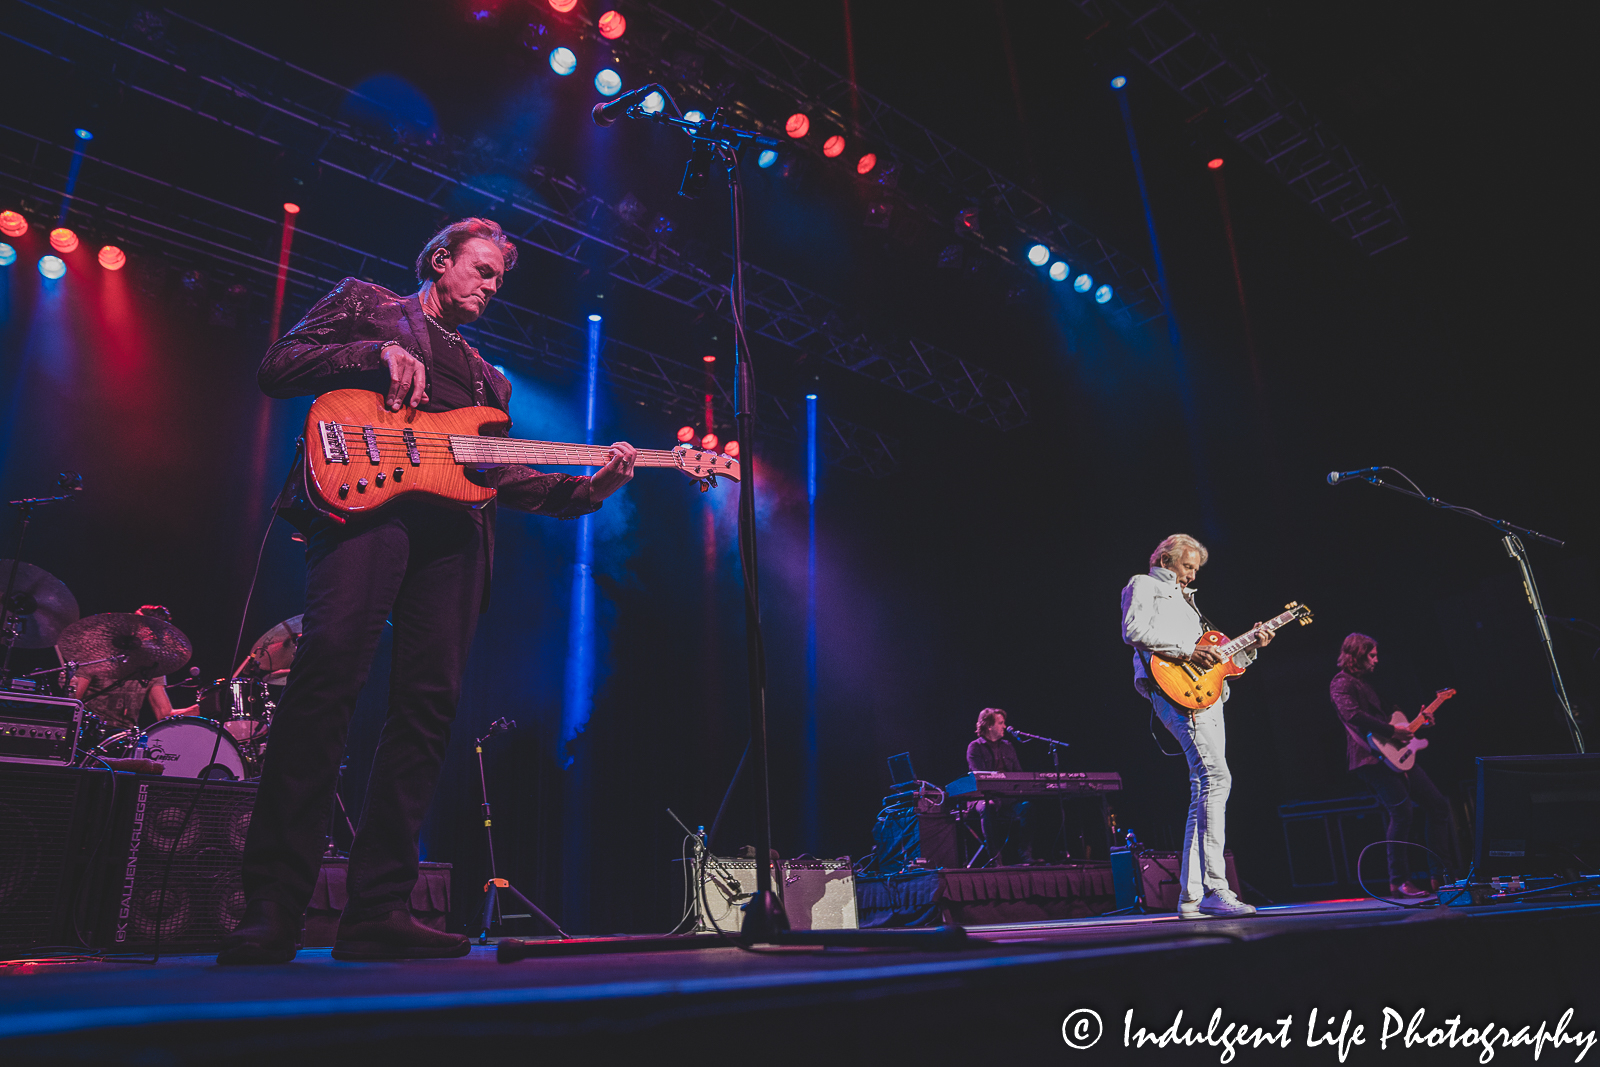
[1337,469,1582,753]
[1,475,81,677]
[474,719,569,943]
[1009,728,1075,862]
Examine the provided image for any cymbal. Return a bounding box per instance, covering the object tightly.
[0,560,80,648]
[57,612,193,679]
[249,614,303,675]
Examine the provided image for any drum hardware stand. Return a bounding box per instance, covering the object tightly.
[1,473,82,677]
[474,718,568,943]
[323,758,358,859]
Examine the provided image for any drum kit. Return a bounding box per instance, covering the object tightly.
[1,557,303,781]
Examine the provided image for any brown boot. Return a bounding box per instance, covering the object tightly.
[332,909,471,961]
[217,899,301,965]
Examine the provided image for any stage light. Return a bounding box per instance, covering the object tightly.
[677,426,696,443]
[956,207,980,232]
[640,90,665,115]
[785,113,810,139]
[757,149,778,168]
[1048,261,1068,282]
[97,245,126,270]
[597,10,625,38]
[594,68,621,96]
[701,433,719,451]
[587,313,602,322]
[0,243,15,267]
[1095,284,1113,304]
[548,0,577,11]
[1027,244,1050,266]
[1110,75,1127,89]
[49,227,79,254]
[549,47,577,75]
[856,153,877,174]
[1073,273,1093,292]
[0,210,24,237]
[724,440,739,458]
[74,128,93,141]
[38,255,66,279]
[804,394,817,400]
[684,110,705,123]
[1207,158,1224,170]
[702,354,716,363]
[822,135,845,158]
[283,202,302,214]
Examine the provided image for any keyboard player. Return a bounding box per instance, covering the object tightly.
[965,709,1032,866]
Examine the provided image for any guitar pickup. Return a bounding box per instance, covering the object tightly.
[402,427,421,466]
[318,421,350,464]
[362,425,380,464]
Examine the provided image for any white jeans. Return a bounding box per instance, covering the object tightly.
[1150,689,1231,901]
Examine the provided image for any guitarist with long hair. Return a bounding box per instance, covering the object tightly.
[1330,633,1457,898]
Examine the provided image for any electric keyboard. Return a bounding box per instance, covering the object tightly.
[944,770,1122,801]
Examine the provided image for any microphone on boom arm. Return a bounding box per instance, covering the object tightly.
[591,84,663,127]
[1326,467,1385,485]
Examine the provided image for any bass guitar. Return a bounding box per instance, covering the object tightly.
[1148,602,1313,712]
[301,389,739,518]
[1367,688,1455,772]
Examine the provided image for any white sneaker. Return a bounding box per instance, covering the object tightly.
[1197,888,1257,917]
[1177,898,1202,919]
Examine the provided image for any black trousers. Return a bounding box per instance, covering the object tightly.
[241,502,485,923]
[1354,761,1457,885]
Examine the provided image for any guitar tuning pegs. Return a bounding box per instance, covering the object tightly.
[698,479,710,493]
[1285,601,1298,609]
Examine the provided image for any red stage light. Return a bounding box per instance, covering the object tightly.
[677,426,696,443]
[597,10,625,38]
[283,202,302,214]
[97,245,126,270]
[785,113,810,139]
[702,354,716,363]
[724,440,739,458]
[548,0,577,11]
[701,434,719,451]
[49,227,79,254]
[0,210,26,237]
[822,135,845,158]
[856,153,877,175]
[1207,158,1224,170]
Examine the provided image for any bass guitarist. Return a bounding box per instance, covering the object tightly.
[1329,632,1456,898]
[221,218,637,964]
[1121,533,1271,918]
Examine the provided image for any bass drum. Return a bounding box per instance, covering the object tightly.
[94,717,247,780]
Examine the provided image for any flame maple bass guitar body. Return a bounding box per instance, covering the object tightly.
[301,389,740,519]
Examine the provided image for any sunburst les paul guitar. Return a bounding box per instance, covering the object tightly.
[302,389,740,518]
[1367,688,1455,773]
[1148,602,1314,713]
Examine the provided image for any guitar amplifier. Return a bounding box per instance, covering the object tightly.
[697,858,858,933]
[0,692,83,767]
[1111,848,1240,911]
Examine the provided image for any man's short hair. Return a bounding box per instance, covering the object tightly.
[1338,632,1377,673]
[414,217,519,284]
[136,604,172,623]
[975,707,1007,737]
[1149,533,1209,571]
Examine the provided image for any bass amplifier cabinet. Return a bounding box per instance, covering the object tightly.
[698,858,859,933]
[1475,754,1600,877]
[0,692,83,767]
[0,764,109,953]
[87,776,258,951]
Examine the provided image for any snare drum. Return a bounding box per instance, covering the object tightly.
[93,717,247,780]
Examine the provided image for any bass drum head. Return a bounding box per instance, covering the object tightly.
[142,718,247,780]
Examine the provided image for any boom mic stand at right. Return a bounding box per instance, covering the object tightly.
[474,718,568,943]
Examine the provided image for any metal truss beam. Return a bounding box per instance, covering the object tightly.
[1072,0,1409,255]
[5,0,1021,431]
[0,122,900,475]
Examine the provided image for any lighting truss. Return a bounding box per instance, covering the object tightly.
[591,0,1163,323]
[6,1,1023,431]
[0,122,900,476]
[1072,0,1409,255]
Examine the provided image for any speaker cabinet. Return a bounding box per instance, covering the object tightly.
[0,764,106,953]
[1475,754,1600,877]
[1111,848,1240,911]
[698,858,858,933]
[89,777,257,951]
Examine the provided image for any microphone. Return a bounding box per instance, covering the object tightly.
[591,84,661,127]
[1327,466,1383,485]
[1005,726,1028,743]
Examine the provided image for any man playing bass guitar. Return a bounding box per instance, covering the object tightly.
[1121,533,1272,919]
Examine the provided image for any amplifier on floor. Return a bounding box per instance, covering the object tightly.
[1475,754,1600,877]
[87,777,258,951]
[0,764,109,954]
[1111,848,1240,911]
[697,857,858,933]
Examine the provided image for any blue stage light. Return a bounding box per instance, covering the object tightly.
[640,91,665,115]
[74,128,93,141]
[549,47,577,76]
[587,313,602,322]
[684,110,705,123]
[39,254,66,279]
[805,393,818,400]
[594,69,622,96]
[757,149,778,169]
[1027,244,1050,266]
[1095,284,1113,304]
[1110,76,1127,89]
[1048,261,1068,282]
[1073,273,1093,292]
[0,243,15,267]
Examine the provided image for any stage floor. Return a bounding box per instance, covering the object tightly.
[4,898,1597,1063]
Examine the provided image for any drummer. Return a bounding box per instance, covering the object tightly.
[64,605,199,730]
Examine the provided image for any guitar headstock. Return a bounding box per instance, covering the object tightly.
[673,444,741,485]
[1436,688,1457,701]
[1284,601,1314,626]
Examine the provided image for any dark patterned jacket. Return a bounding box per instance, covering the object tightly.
[1329,670,1402,771]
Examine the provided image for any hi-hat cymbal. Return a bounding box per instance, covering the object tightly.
[57,612,193,679]
[0,560,80,649]
[249,614,303,675]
